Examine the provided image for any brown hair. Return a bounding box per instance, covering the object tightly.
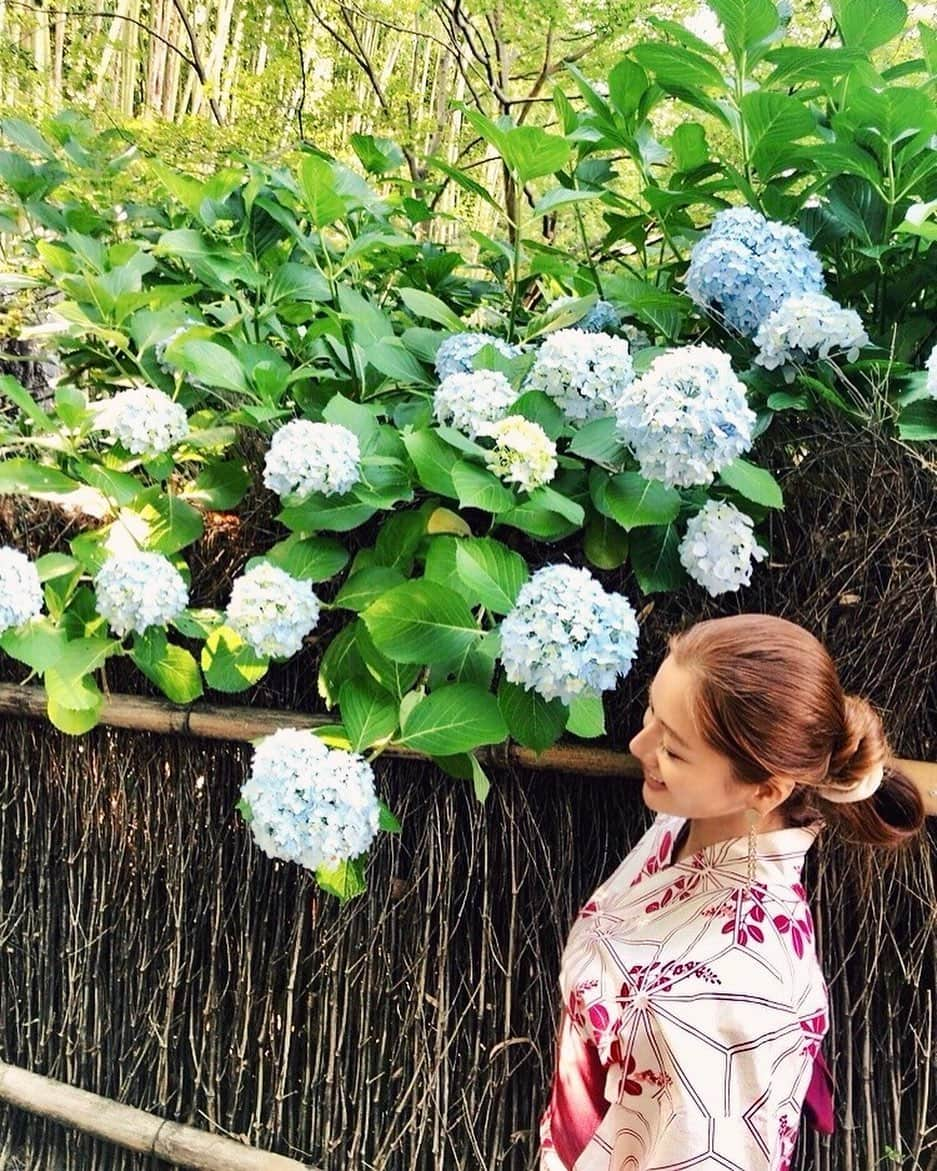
[666,613,925,851]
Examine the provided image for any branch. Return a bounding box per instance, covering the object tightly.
[168,0,225,125]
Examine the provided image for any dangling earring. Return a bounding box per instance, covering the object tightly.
[746,807,759,889]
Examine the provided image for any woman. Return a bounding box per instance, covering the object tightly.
[538,613,926,1171]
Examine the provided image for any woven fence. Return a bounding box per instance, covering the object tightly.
[1,411,935,1170]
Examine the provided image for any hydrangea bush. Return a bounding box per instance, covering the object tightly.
[2,0,936,896]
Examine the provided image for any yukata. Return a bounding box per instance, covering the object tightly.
[538,811,835,1171]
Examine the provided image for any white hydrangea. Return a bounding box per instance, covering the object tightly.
[94,551,189,637]
[241,727,381,870]
[499,563,639,704]
[263,419,361,501]
[433,331,524,381]
[433,369,518,438]
[481,415,558,493]
[0,546,44,634]
[226,562,321,659]
[100,385,189,457]
[678,500,768,596]
[614,344,756,487]
[924,343,937,398]
[522,328,635,423]
[754,292,869,378]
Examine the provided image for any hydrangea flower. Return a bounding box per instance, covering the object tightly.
[551,295,621,333]
[499,564,639,704]
[481,415,558,493]
[94,551,189,637]
[0,546,43,634]
[614,344,756,487]
[433,332,523,381]
[99,385,189,457]
[685,207,825,336]
[924,343,937,399]
[678,500,768,596]
[263,419,361,501]
[433,369,518,438]
[754,292,869,377]
[226,562,321,659]
[241,727,381,870]
[522,328,635,423]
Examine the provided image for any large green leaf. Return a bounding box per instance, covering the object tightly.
[399,683,507,755]
[0,458,83,498]
[299,154,346,227]
[333,567,407,611]
[565,694,606,738]
[131,630,203,703]
[630,523,688,594]
[896,398,937,440]
[264,535,349,581]
[497,678,567,752]
[201,626,268,692]
[717,459,784,508]
[740,93,816,179]
[167,338,247,394]
[631,43,727,91]
[45,670,103,734]
[401,428,458,496]
[453,538,529,614]
[268,261,331,303]
[831,0,907,51]
[398,288,463,331]
[451,460,515,513]
[601,472,681,530]
[707,0,780,62]
[361,580,481,664]
[338,677,398,750]
[315,856,367,902]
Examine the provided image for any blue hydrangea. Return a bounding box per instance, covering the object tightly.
[0,546,43,634]
[434,332,524,381]
[241,728,381,870]
[499,564,640,704]
[551,295,622,333]
[754,292,869,378]
[226,562,321,659]
[685,207,825,337]
[521,328,635,422]
[678,500,768,596]
[94,552,189,637]
[614,344,756,487]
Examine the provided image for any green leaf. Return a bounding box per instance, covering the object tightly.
[565,693,606,738]
[264,535,349,581]
[170,608,224,639]
[299,154,346,227]
[201,626,268,692]
[896,398,937,439]
[451,460,515,513]
[0,374,54,431]
[131,629,203,703]
[630,523,688,594]
[631,42,727,91]
[268,261,331,303]
[399,682,508,755]
[496,502,579,540]
[470,754,491,803]
[740,93,816,180]
[454,538,529,614]
[168,338,247,394]
[361,580,481,664]
[378,799,401,832]
[398,288,463,331]
[182,460,250,510]
[317,623,369,708]
[315,856,367,901]
[584,513,630,570]
[707,0,780,62]
[71,460,142,506]
[130,487,204,554]
[717,459,784,508]
[0,458,82,498]
[601,275,687,341]
[671,123,710,172]
[366,339,431,385]
[278,492,377,534]
[602,472,681,530]
[334,566,407,611]
[497,678,567,752]
[568,417,627,465]
[525,484,585,526]
[401,428,458,496]
[831,0,907,51]
[45,670,103,735]
[338,677,398,750]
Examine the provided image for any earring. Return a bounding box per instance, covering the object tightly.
[746,808,759,889]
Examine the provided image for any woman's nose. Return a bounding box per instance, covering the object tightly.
[629,709,657,757]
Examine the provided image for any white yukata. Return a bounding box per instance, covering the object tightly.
[538,811,833,1171]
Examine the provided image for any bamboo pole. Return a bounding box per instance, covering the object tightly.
[0,1060,319,1171]
[0,683,934,811]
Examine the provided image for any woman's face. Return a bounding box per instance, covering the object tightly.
[628,654,753,820]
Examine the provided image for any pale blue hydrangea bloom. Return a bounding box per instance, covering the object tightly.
[925,343,937,399]
[263,419,361,501]
[434,332,524,381]
[551,295,621,333]
[94,551,189,637]
[482,415,558,493]
[522,328,635,422]
[100,385,189,457]
[678,500,768,596]
[614,344,756,487]
[433,369,518,438]
[754,292,869,377]
[226,562,321,659]
[0,546,43,634]
[241,727,381,870]
[685,207,825,336]
[499,563,639,704]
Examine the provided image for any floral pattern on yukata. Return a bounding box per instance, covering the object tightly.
[540,812,830,1171]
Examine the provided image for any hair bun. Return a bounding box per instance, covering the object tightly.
[826,694,886,790]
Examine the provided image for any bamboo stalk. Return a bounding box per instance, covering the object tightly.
[0,1059,319,1170]
[0,684,935,810]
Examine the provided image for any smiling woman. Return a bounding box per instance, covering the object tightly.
[538,613,926,1171]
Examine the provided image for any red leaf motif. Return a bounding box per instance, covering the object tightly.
[661,889,673,907]
[792,929,804,959]
[721,920,734,934]
[588,1003,611,1031]
[774,915,790,932]
[750,904,765,922]
[645,902,659,913]
[739,928,748,945]
[748,924,764,943]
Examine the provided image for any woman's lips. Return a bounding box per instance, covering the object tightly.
[644,774,667,791]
